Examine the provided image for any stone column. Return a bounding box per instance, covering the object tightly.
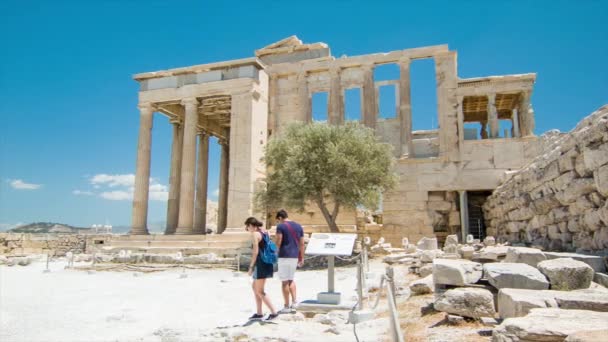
[361,64,377,129]
[459,191,469,243]
[398,58,412,157]
[193,131,209,234]
[217,140,229,234]
[487,93,499,138]
[175,97,199,235]
[456,95,465,160]
[297,72,311,122]
[519,90,535,137]
[165,118,184,234]
[130,102,154,235]
[512,108,520,138]
[480,121,488,139]
[328,67,343,125]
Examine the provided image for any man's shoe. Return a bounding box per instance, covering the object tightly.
[289,302,299,312]
[266,313,279,321]
[248,313,264,320]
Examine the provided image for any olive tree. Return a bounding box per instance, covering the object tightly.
[256,121,396,232]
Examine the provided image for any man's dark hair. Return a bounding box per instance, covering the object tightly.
[276,209,288,220]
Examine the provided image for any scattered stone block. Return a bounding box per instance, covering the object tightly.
[493,308,608,342]
[544,252,607,273]
[445,234,459,246]
[419,264,433,278]
[458,246,475,260]
[410,275,434,295]
[417,237,438,251]
[504,246,547,267]
[476,246,509,261]
[434,288,496,318]
[566,329,608,342]
[480,317,499,326]
[420,249,443,263]
[483,236,496,246]
[594,273,608,288]
[447,314,464,324]
[433,259,483,286]
[538,258,594,290]
[497,288,557,318]
[484,263,549,290]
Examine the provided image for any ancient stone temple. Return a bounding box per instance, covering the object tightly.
[130,36,539,243]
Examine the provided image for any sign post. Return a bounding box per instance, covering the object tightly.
[305,233,357,305]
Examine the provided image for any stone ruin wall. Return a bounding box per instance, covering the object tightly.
[483,105,608,253]
[0,233,88,256]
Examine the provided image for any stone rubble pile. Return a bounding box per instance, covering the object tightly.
[483,105,608,253]
[381,235,608,340]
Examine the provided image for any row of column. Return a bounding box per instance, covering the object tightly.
[455,91,533,141]
[296,59,414,157]
[131,98,230,235]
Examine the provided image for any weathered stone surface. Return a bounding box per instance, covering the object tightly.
[434,287,495,318]
[497,288,557,318]
[484,236,496,246]
[417,237,438,251]
[419,264,433,278]
[594,273,608,288]
[420,249,443,263]
[493,308,608,342]
[410,275,434,295]
[444,234,459,246]
[566,329,608,342]
[553,290,608,312]
[484,263,549,290]
[544,252,607,273]
[476,246,509,261]
[595,164,608,197]
[433,259,483,286]
[458,245,475,260]
[504,247,547,267]
[538,258,594,290]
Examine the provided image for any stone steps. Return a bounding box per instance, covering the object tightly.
[105,240,250,249]
[97,246,249,257]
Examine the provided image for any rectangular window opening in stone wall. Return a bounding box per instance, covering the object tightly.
[373,63,399,81]
[410,58,438,132]
[344,87,362,122]
[377,84,397,120]
[311,91,329,122]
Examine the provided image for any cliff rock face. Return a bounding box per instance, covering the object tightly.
[483,105,608,252]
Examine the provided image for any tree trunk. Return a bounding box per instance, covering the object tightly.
[316,197,340,233]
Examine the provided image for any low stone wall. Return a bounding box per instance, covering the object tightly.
[483,105,608,252]
[0,233,89,256]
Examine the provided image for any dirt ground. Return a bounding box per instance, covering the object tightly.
[396,292,492,341]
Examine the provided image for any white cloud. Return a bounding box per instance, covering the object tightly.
[9,179,42,190]
[100,191,132,201]
[72,190,94,196]
[88,174,168,201]
[213,188,219,197]
[90,174,135,187]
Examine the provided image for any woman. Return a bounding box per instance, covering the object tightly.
[245,217,278,321]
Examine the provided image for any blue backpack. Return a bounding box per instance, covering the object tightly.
[260,233,278,264]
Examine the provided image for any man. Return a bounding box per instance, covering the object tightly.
[274,209,305,314]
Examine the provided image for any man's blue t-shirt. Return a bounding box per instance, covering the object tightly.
[276,221,304,258]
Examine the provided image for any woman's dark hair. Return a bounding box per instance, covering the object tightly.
[244,217,263,227]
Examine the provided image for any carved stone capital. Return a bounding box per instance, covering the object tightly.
[180,97,199,107]
[137,102,155,113]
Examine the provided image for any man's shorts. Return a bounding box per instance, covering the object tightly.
[278,258,298,281]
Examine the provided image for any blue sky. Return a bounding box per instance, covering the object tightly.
[0,0,606,229]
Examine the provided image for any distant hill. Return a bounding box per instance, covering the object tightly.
[8,222,93,234]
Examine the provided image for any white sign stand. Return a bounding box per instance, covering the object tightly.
[305,233,357,305]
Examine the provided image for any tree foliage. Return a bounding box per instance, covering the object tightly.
[256,122,397,232]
